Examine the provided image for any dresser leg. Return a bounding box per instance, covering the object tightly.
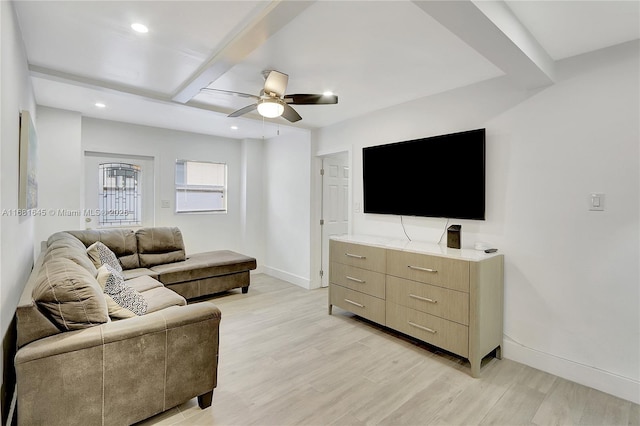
[470,359,481,378]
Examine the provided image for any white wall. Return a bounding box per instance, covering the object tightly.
[263,129,313,288]
[0,1,37,421]
[81,117,258,256]
[35,110,315,289]
[34,106,83,246]
[314,41,639,403]
[240,138,265,271]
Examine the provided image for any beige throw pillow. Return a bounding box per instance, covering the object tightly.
[33,257,108,330]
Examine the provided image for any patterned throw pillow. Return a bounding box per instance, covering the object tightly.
[103,294,136,319]
[96,264,148,316]
[87,241,123,273]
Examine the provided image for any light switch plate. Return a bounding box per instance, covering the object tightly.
[589,193,605,211]
[161,200,170,208]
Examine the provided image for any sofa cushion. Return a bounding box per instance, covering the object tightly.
[68,229,140,270]
[96,264,147,316]
[125,275,164,293]
[122,268,157,281]
[44,239,98,277]
[87,241,123,273]
[143,287,187,313]
[33,258,108,331]
[47,231,87,250]
[136,227,186,268]
[150,251,257,285]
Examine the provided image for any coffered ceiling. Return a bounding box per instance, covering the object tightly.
[13,1,640,140]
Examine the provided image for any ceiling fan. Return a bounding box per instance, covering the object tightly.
[200,70,338,123]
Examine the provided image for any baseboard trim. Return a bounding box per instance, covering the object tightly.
[504,338,639,404]
[262,266,310,289]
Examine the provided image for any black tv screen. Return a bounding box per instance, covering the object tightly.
[362,128,485,220]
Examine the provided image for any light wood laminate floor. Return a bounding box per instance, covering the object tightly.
[138,274,639,426]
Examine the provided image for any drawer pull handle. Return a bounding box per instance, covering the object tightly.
[344,299,365,308]
[408,265,437,273]
[345,253,366,259]
[409,294,437,304]
[346,276,365,283]
[409,321,437,334]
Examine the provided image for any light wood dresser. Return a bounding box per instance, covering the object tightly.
[329,235,504,377]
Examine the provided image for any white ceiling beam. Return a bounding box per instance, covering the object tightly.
[29,64,172,102]
[172,1,315,104]
[413,0,555,89]
[29,64,237,117]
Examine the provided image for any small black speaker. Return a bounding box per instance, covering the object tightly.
[447,225,461,249]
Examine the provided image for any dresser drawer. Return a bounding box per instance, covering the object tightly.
[386,302,469,357]
[386,249,469,292]
[330,284,385,324]
[330,240,386,273]
[386,276,468,325]
[330,262,385,299]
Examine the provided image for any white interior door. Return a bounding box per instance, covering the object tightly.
[321,153,349,287]
[84,152,154,229]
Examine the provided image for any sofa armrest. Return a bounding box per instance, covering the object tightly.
[15,302,220,362]
[15,302,221,426]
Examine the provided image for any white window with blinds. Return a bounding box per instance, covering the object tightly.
[175,160,227,213]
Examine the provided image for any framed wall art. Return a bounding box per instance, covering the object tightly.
[19,110,38,209]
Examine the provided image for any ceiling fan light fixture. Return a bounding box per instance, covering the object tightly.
[257,98,284,118]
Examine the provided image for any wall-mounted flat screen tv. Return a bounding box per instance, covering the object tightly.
[362,128,485,220]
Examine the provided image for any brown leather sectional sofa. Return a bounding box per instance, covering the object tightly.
[14,227,257,425]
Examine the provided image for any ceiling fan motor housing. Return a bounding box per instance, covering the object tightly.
[263,70,289,98]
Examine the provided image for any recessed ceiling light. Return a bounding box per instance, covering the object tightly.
[131,23,148,33]
[230,126,239,130]
[323,91,334,96]
[95,102,106,108]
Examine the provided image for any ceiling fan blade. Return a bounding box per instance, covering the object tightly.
[228,104,257,118]
[201,88,260,100]
[281,103,302,123]
[263,70,288,98]
[283,93,338,105]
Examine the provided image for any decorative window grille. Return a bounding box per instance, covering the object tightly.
[98,162,141,226]
[175,160,227,213]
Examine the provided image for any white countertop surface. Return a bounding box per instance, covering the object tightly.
[330,234,502,262]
